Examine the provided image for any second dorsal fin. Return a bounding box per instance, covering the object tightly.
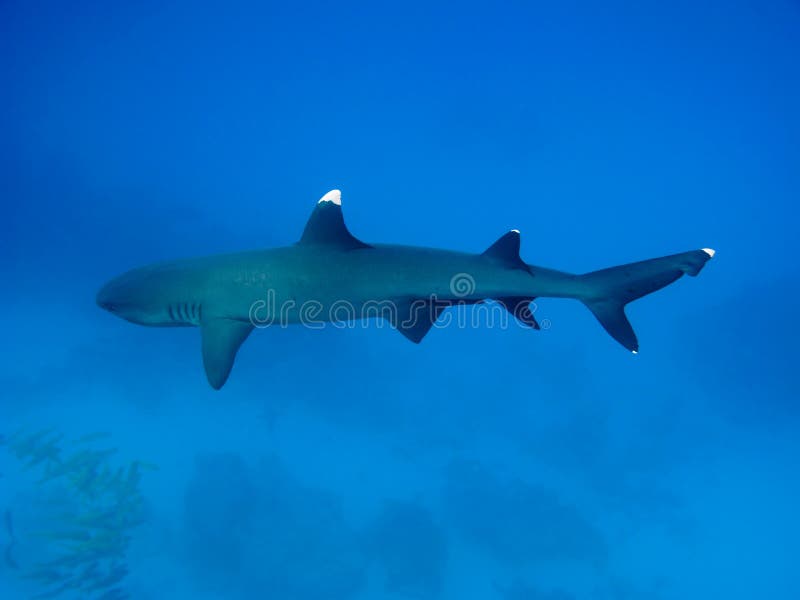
[298,190,371,250]
[482,230,531,273]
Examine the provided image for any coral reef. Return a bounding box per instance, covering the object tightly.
[495,579,576,600]
[365,500,448,598]
[443,460,605,566]
[4,429,151,599]
[183,452,365,599]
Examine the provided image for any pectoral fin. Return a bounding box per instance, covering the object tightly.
[200,319,254,389]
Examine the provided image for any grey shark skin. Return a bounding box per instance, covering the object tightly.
[97,190,715,389]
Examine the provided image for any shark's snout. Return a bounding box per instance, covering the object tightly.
[96,269,175,326]
[96,282,117,312]
[96,277,133,315]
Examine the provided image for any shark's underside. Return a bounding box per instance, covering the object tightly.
[97,190,715,389]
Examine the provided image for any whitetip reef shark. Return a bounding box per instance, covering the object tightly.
[97,189,715,389]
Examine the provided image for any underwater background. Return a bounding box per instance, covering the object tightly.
[2,1,798,598]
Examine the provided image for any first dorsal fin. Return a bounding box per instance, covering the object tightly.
[298,190,371,250]
[482,230,531,273]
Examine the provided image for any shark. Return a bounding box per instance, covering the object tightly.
[97,189,715,389]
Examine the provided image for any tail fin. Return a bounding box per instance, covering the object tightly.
[579,248,715,352]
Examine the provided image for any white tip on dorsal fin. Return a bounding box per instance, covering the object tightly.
[702,248,715,258]
[482,230,531,274]
[318,189,342,206]
[300,189,371,249]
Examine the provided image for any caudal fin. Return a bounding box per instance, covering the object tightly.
[579,248,715,352]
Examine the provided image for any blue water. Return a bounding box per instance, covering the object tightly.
[2,1,798,598]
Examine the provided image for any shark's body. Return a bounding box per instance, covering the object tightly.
[97,190,715,389]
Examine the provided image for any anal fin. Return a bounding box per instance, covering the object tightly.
[497,297,540,329]
[201,319,254,389]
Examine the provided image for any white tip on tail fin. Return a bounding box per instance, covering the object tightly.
[318,189,342,205]
[702,248,715,257]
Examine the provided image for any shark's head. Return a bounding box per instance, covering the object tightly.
[96,267,174,326]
